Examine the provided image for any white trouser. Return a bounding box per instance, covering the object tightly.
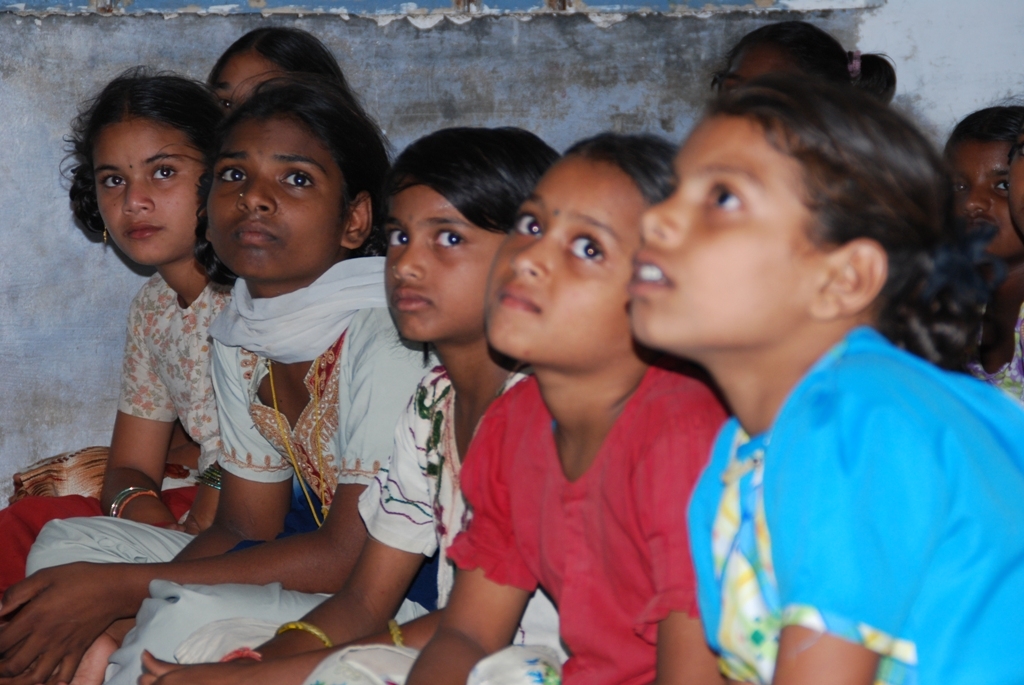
[26,516,194,574]
[24,516,427,685]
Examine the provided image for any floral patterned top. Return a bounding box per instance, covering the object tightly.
[118,274,230,473]
[358,366,563,657]
[213,308,429,510]
[966,302,1024,402]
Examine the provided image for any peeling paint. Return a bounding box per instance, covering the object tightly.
[0,0,884,19]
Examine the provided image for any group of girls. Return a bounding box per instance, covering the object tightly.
[0,17,1022,685]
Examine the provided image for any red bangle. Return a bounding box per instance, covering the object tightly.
[116,490,159,518]
[220,647,262,663]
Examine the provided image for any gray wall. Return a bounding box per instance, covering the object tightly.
[1,1,1023,500]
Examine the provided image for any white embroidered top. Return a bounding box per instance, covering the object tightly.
[118,274,230,473]
[359,366,564,658]
[213,308,430,507]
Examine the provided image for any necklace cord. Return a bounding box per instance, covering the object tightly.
[267,361,324,528]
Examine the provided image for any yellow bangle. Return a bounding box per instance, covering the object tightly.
[275,621,333,648]
[387,619,405,648]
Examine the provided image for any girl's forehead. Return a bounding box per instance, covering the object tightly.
[222,116,334,160]
[94,117,197,157]
[679,116,780,173]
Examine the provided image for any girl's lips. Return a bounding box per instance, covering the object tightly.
[391,289,433,312]
[629,254,673,295]
[497,286,541,314]
[233,221,277,247]
[124,223,161,240]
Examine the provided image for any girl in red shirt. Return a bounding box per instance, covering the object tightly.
[407,134,728,685]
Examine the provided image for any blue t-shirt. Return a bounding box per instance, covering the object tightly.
[689,327,1024,685]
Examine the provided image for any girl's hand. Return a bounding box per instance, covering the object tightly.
[181,485,219,536]
[0,563,144,685]
[139,650,184,684]
[139,649,311,685]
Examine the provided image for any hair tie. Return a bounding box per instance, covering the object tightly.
[847,50,862,79]
[923,222,1002,304]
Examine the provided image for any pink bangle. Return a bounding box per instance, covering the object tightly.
[220,647,262,662]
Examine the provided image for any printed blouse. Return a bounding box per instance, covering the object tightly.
[689,327,1024,685]
[358,366,563,656]
[966,301,1024,402]
[212,308,428,507]
[118,274,230,473]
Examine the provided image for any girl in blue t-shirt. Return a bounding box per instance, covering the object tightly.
[630,74,1024,685]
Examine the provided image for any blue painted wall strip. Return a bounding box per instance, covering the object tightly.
[2,0,882,17]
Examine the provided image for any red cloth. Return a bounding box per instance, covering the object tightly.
[448,367,727,685]
[0,487,196,594]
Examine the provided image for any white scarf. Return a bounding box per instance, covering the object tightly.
[209,257,387,363]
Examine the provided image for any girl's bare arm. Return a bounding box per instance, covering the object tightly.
[772,626,878,685]
[257,536,425,658]
[101,411,178,527]
[654,611,725,685]
[406,567,529,685]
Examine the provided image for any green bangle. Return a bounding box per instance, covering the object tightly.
[196,464,223,490]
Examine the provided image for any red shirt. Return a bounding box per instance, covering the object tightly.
[448,366,727,685]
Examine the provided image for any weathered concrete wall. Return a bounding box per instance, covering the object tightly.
[1,1,1023,500]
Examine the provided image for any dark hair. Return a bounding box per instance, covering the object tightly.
[944,106,1024,156]
[385,127,559,234]
[66,68,223,236]
[563,133,677,206]
[208,27,353,97]
[709,75,993,369]
[714,21,897,104]
[197,75,391,284]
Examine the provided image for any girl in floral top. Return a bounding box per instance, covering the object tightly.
[0,72,225,598]
[631,76,1024,685]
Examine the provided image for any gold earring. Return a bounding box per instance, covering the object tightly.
[102,229,108,244]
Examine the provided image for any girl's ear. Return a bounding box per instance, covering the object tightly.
[810,238,888,321]
[340,191,374,250]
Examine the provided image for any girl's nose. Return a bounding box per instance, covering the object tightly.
[237,179,275,215]
[964,186,992,216]
[640,204,676,247]
[123,182,154,214]
[390,241,426,281]
[510,236,549,279]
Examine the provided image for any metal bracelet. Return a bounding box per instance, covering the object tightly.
[108,486,157,518]
[196,464,223,490]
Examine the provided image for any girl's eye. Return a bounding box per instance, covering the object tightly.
[153,166,175,180]
[387,229,408,247]
[219,167,245,183]
[515,214,541,237]
[996,180,1010,193]
[220,100,232,109]
[437,230,463,247]
[570,237,603,261]
[713,186,741,211]
[953,182,969,194]
[284,172,313,188]
[100,175,124,188]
